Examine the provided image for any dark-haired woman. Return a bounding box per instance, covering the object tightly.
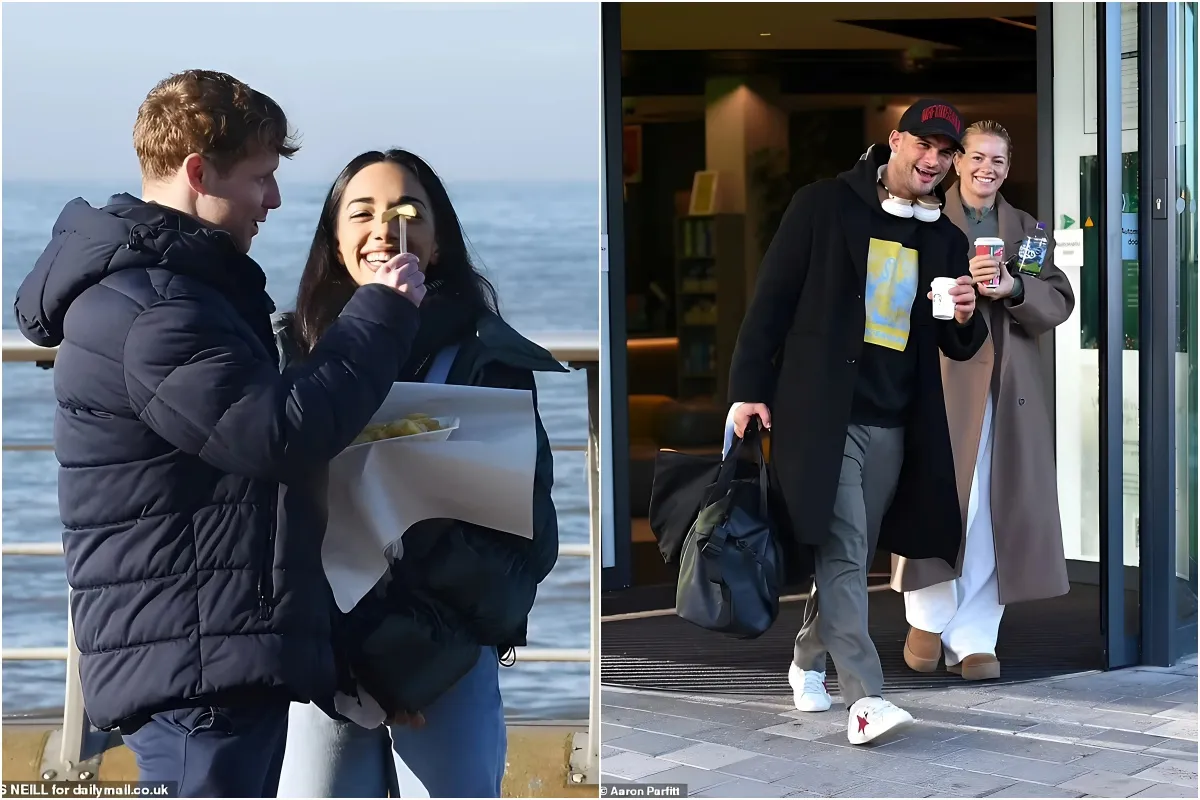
[274,149,565,797]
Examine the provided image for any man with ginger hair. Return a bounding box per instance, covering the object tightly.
[14,70,426,796]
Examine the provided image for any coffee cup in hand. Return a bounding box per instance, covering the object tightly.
[974,238,1005,288]
[930,277,956,320]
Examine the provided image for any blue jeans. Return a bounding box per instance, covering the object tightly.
[276,648,506,798]
[122,701,290,797]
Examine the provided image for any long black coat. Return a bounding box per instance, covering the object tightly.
[728,147,989,570]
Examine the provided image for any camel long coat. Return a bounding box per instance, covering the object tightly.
[891,185,1075,605]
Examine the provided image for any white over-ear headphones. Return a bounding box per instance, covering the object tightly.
[877,165,942,222]
[913,197,942,222]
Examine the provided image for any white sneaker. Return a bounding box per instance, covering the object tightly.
[788,663,832,712]
[846,696,913,745]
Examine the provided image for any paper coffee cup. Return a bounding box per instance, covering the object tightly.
[931,277,957,320]
[974,237,1005,288]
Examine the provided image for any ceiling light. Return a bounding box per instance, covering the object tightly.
[760,32,771,37]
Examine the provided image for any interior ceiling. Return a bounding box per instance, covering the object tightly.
[621,2,1039,51]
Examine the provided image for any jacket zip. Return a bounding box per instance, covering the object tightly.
[258,493,278,620]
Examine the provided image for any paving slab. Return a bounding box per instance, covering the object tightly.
[1089,709,1183,733]
[1128,782,1197,797]
[1142,718,1198,741]
[829,778,933,797]
[985,781,1086,797]
[770,761,879,795]
[1094,697,1184,716]
[687,724,797,753]
[924,769,1019,798]
[639,763,733,793]
[931,747,1092,785]
[871,735,972,761]
[1068,749,1167,776]
[602,750,678,781]
[1129,758,1199,788]
[602,723,634,743]
[657,741,758,770]
[761,720,847,742]
[720,754,815,784]
[693,778,792,797]
[625,711,720,737]
[1141,738,1200,762]
[1156,687,1199,704]
[948,730,1102,762]
[1082,727,1177,752]
[1055,769,1161,798]
[1154,703,1199,721]
[608,729,696,756]
[1019,721,1097,743]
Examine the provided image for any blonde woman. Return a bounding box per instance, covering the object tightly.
[892,120,1075,680]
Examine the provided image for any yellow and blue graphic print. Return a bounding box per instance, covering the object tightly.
[863,238,918,351]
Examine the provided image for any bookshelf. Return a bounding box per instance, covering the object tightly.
[674,213,745,404]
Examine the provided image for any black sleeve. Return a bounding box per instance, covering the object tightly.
[936,225,990,362]
[124,283,419,483]
[727,186,817,404]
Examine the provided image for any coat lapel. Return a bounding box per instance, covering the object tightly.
[840,182,871,288]
[994,193,1027,385]
[944,183,969,233]
[946,182,1012,387]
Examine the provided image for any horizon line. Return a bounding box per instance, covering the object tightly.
[2,176,598,187]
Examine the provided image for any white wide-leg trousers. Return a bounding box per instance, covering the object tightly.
[904,393,1005,666]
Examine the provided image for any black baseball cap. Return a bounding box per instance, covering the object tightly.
[898,99,966,152]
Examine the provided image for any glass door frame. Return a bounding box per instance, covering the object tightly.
[1137,1,1183,666]
[601,1,635,590]
[1096,1,1139,669]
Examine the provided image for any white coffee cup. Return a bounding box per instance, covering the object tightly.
[930,277,957,320]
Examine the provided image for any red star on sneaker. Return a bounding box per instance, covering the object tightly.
[857,713,869,733]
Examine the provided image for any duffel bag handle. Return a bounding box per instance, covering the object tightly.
[704,419,769,518]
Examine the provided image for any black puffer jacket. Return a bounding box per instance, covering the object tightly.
[13,195,418,732]
[276,295,565,715]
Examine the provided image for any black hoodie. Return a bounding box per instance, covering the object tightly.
[838,146,925,427]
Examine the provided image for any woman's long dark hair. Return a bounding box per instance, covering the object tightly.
[293,149,499,354]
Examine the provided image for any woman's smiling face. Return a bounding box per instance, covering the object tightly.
[955,132,1010,202]
[336,161,438,286]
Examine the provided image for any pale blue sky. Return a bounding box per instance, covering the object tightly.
[2,1,599,183]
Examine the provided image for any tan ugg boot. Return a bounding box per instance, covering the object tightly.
[947,654,1001,681]
[903,627,942,673]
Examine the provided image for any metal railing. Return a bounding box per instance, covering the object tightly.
[2,330,601,785]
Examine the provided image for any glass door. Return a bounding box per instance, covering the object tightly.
[1094,2,1141,668]
[1174,0,1199,660]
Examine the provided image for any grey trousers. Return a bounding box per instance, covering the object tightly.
[793,424,905,707]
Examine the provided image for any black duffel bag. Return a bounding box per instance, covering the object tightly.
[648,445,759,565]
[675,422,783,639]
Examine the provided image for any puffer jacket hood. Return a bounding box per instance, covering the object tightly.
[15,194,271,347]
